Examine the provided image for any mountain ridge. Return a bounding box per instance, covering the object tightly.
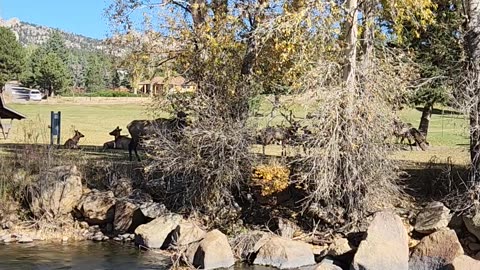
[0,17,107,52]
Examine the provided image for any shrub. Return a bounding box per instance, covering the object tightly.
[252,164,290,196]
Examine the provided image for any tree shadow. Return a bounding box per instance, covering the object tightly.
[415,107,463,116]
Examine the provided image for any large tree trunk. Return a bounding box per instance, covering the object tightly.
[418,102,433,137]
[466,0,480,172]
[343,0,358,89]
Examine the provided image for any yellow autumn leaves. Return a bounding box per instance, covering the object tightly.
[252,164,290,196]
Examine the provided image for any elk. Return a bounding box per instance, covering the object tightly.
[64,130,85,149]
[127,111,188,161]
[392,119,428,151]
[256,120,301,156]
[103,126,131,150]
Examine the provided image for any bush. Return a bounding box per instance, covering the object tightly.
[252,164,290,196]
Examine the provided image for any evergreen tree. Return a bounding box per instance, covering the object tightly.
[0,27,25,89]
[37,52,70,96]
[85,54,105,92]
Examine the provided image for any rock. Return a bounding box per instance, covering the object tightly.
[110,177,133,198]
[113,200,144,233]
[76,190,116,225]
[129,190,152,203]
[414,202,452,234]
[352,211,409,270]
[276,218,301,239]
[464,216,480,242]
[139,202,167,219]
[1,234,16,243]
[312,245,328,256]
[192,229,235,269]
[449,215,464,229]
[315,258,343,270]
[17,235,33,243]
[327,238,352,256]
[409,229,464,270]
[113,236,122,241]
[446,255,480,270]
[30,165,83,218]
[470,243,480,252]
[78,221,89,229]
[166,220,206,247]
[134,214,183,249]
[253,235,315,269]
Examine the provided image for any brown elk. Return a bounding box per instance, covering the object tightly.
[127,111,188,161]
[103,126,131,150]
[64,130,85,149]
[256,120,301,156]
[392,119,428,151]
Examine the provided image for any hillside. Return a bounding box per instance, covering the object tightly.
[0,17,107,51]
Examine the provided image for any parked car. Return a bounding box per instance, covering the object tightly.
[28,89,43,101]
[10,87,30,100]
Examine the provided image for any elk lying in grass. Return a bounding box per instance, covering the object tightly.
[64,130,84,149]
[127,111,188,161]
[103,126,131,150]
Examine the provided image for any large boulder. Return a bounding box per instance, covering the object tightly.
[134,214,183,249]
[192,229,235,269]
[464,216,480,241]
[139,201,167,219]
[30,165,83,219]
[76,190,116,225]
[415,201,452,234]
[113,199,147,233]
[253,235,315,269]
[166,220,206,247]
[445,255,480,270]
[352,211,409,270]
[409,229,464,270]
[110,177,133,198]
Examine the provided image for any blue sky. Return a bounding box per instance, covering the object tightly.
[0,0,110,39]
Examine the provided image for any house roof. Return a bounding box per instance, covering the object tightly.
[138,76,190,86]
[0,95,26,120]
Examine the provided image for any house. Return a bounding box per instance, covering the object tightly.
[137,76,196,96]
[0,94,26,139]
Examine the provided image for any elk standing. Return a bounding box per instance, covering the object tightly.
[127,111,188,161]
[64,130,85,149]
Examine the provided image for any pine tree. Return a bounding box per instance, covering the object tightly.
[0,27,25,89]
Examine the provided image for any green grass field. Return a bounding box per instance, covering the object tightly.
[5,103,148,146]
[0,99,471,165]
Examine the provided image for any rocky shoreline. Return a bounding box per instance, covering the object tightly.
[2,165,480,269]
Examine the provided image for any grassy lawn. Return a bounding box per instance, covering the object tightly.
[4,103,148,146]
[0,98,471,165]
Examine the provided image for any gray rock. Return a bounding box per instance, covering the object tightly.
[167,220,206,247]
[409,229,464,270]
[76,190,116,225]
[17,235,33,243]
[464,215,480,241]
[445,255,480,270]
[139,202,167,219]
[277,218,301,239]
[326,238,352,256]
[134,214,183,249]
[253,235,315,269]
[315,258,343,270]
[110,177,133,198]
[30,165,83,219]
[192,229,235,269]
[113,199,141,233]
[415,202,451,234]
[352,211,409,270]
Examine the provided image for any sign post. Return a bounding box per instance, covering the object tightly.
[50,111,61,145]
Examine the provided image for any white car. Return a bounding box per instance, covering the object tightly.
[28,90,43,101]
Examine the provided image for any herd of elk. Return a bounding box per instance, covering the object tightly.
[61,112,427,159]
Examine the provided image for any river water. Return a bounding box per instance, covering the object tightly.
[0,242,170,270]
